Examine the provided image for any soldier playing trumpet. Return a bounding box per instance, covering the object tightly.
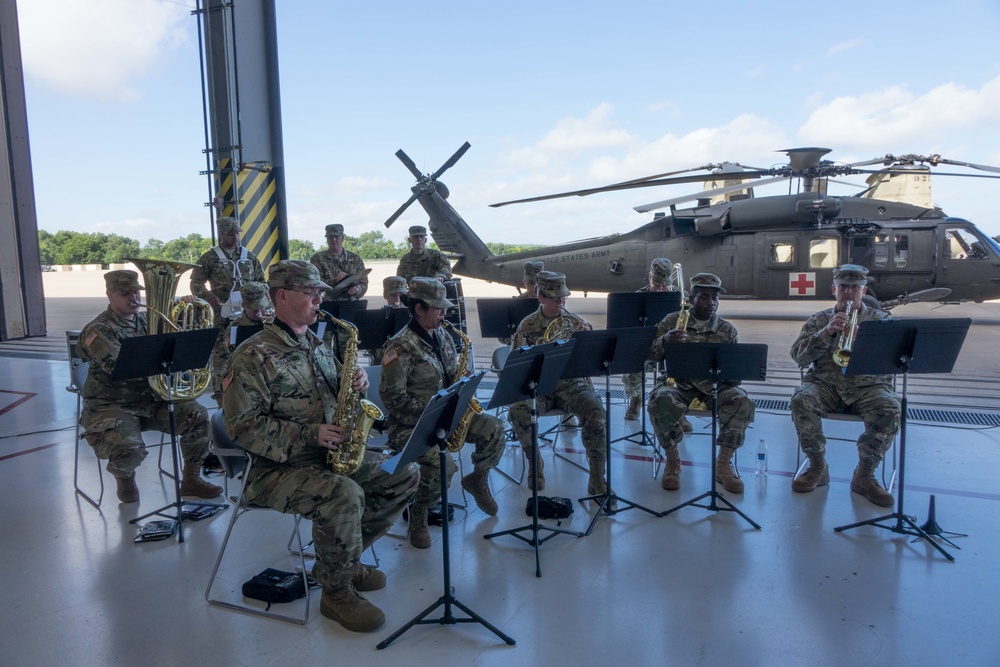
[379,278,505,549]
[790,264,899,507]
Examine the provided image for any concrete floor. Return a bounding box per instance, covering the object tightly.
[1,350,999,666]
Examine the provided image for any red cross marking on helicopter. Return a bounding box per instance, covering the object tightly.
[789,273,816,296]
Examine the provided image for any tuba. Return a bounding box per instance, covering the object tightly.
[832,301,859,368]
[442,321,482,452]
[126,258,214,401]
[322,312,384,474]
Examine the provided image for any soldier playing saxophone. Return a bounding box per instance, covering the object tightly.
[222,261,419,633]
[379,278,505,549]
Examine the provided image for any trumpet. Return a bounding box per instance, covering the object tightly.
[832,302,859,367]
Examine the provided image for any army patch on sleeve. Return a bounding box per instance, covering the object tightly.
[84,331,98,349]
[382,349,398,366]
[221,369,235,392]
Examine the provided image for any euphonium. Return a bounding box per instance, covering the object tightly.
[322,311,384,474]
[832,301,859,368]
[442,321,482,452]
[126,257,214,401]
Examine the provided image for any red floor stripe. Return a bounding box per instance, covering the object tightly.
[0,442,62,461]
[0,389,37,416]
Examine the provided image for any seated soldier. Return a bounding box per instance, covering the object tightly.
[647,273,755,493]
[383,275,408,308]
[210,281,272,405]
[76,270,222,503]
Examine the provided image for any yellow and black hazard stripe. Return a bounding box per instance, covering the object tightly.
[216,157,282,272]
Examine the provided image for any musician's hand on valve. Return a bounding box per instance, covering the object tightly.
[825,312,849,336]
[664,329,687,344]
[317,424,347,450]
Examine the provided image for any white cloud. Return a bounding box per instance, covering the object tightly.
[827,38,862,56]
[18,0,189,102]
[798,76,1000,151]
[746,67,765,79]
[537,103,636,153]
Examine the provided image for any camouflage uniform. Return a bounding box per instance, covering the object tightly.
[622,258,675,401]
[622,285,659,401]
[647,311,755,451]
[77,308,210,477]
[395,249,452,282]
[790,304,900,467]
[309,249,368,300]
[508,306,608,469]
[210,282,271,402]
[222,319,419,592]
[379,322,504,510]
[190,245,265,327]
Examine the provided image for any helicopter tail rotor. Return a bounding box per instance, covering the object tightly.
[384,143,471,228]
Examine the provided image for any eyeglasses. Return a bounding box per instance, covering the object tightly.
[285,287,324,299]
[835,284,864,292]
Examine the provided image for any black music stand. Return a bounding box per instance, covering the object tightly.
[314,300,368,358]
[230,323,264,348]
[378,371,515,649]
[607,292,681,447]
[659,342,767,529]
[113,328,220,543]
[834,317,971,562]
[355,308,410,352]
[563,328,661,535]
[483,340,583,577]
[477,298,538,340]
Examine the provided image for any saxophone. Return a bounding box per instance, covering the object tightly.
[322,312,385,474]
[442,321,482,452]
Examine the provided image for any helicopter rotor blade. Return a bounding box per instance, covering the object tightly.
[395,149,423,180]
[855,169,1000,180]
[432,142,471,181]
[634,175,789,213]
[931,158,1000,175]
[383,192,420,229]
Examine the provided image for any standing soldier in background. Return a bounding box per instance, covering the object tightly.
[508,271,609,498]
[77,270,222,503]
[380,278,505,549]
[646,273,754,494]
[519,261,544,299]
[210,281,272,404]
[190,216,265,328]
[222,260,419,632]
[396,225,452,283]
[622,258,690,431]
[310,223,368,301]
[789,264,899,507]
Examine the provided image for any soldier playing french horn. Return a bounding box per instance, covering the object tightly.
[222,260,419,634]
[379,278,505,549]
[507,271,610,500]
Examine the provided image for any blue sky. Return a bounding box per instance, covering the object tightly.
[17,0,1000,249]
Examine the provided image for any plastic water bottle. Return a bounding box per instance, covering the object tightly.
[755,438,768,476]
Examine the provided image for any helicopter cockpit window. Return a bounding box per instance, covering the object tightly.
[769,241,794,265]
[872,232,890,268]
[944,227,989,260]
[808,238,839,269]
[894,233,909,268]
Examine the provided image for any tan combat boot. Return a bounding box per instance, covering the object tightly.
[320,582,385,632]
[352,563,386,592]
[715,446,744,494]
[116,474,139,503]
[461,467,498,516]
[680,415,693,433]
[407,504,431,549]
[660,446,681,491]
[851,461,894,507]
[180,465,223,498]
[523,446,545,491]
[791,454,830,493]
[624,397,641,421]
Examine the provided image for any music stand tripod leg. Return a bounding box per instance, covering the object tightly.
[379,446,516,648]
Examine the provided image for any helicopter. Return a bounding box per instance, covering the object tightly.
[384,143,1000,307]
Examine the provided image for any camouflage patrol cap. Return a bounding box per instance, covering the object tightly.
[833,263,869,286]
[536,270,571,298]
[267,260,332,291]
[240,281,271,311]
[325,223,344,237]
[408,225,427,237]
[649,257,672,286]
[104,270,144,292]
[408,277,454,309]
[217,217,240,235]
[690,272,726,293]
[523,261,544,281]
[383,275,408,295]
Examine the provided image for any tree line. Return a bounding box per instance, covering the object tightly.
[37,229,542,267]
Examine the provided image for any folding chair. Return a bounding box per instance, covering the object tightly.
[68,362,105,508]
[205,411,311,625]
